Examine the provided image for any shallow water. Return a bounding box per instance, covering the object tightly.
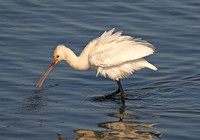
[0,0,200,139]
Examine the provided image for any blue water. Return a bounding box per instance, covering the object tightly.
[0,0,200,139]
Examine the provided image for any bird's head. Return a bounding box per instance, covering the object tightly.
[53,45,68,62]
[36,45,68,88]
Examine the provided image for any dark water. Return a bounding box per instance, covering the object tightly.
[0,0,200,139]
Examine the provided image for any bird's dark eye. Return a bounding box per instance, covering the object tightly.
[57,55,59,58]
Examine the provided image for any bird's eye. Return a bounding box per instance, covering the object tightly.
[57,55,59,58]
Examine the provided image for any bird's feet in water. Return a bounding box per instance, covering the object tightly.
[105,88,120,99]
[105,88,125,104]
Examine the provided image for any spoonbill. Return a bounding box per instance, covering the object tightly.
[36,29,157,102]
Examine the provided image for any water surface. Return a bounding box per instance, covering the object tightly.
[0,0,200,139]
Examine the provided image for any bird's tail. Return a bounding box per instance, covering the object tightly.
[140,59,158,71]
[147,63,158,71]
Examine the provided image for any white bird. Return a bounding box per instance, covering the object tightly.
[36,29,157,102]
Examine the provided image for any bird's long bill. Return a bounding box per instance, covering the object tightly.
[36,58,58,88]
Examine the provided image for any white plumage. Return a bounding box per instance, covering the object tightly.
[36,28,157,102]
[88,28,157,80]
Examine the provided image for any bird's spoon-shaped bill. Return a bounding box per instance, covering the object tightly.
[36,58,58,88]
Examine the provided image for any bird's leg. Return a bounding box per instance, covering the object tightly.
[105,79,125,103]
[105,88,120,99]
[116,79,125,104]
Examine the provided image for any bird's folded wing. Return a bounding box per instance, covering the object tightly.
[88,32,156,68]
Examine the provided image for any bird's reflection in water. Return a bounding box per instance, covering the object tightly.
[38,102,162,140]
[73,105,162,140]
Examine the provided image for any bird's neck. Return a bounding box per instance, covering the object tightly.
[64,48,90,70]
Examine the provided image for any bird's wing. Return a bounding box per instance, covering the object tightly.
[88,29,156,67]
